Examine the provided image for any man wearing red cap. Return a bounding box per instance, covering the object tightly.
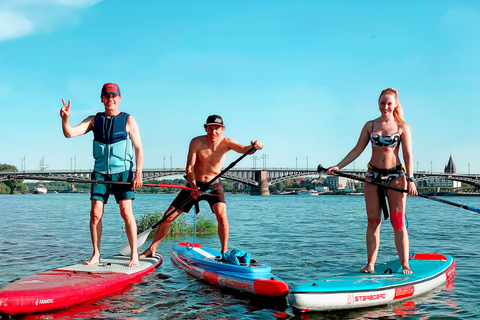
[60,83,143,267]
[140,114,262,259]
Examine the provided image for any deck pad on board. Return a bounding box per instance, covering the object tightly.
[56,255,159,274]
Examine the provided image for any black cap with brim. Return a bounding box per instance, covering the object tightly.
[205,115,224,126]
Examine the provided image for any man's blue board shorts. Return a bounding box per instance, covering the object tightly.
[90,171,135,204]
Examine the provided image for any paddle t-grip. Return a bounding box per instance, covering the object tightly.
[317,164,326,173]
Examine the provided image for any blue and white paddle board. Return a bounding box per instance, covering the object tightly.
[170,242,289,296]
[288,253,456,312]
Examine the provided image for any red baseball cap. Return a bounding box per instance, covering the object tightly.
[101,83,121,97]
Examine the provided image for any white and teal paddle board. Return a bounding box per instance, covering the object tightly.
[288,253,456,312]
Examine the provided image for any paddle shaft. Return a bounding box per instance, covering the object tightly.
[318,165,480,214]
[8,175,202,192]
[149,146,256,230]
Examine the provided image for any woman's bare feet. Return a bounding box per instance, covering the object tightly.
[360,264,375,273]
[402,266,413,274]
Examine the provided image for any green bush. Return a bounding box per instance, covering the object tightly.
[136,211,217,237]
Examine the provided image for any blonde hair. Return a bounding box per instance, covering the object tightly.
[379,87,408,126]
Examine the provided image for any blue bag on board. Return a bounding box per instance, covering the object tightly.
[222,249,251,265]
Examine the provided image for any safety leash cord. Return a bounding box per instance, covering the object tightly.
[186,189,216,251]
[187,203,198,250]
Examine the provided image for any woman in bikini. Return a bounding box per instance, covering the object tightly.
[327,88,418,274]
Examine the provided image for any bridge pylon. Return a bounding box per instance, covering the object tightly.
[250,170,269,196]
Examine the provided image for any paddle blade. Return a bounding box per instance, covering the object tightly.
[119,227,153,256]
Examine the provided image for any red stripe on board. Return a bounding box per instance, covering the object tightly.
[393,285,415,300]
[253,278,289,297]
[203,270,219,285]
[412,253,447,260]
[178,242,202,248]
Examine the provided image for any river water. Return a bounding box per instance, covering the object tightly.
[0,193,479,319]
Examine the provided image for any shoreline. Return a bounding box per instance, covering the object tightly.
[5,191,480,197]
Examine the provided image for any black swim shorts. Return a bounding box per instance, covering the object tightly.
[171,180,226,213]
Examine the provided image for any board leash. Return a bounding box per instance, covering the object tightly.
[187,203,198,250]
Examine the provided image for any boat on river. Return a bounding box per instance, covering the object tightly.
[297,190,318,196]
[33,184,47,194]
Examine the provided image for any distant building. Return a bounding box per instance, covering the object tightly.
[443,155,461,188]
[315,184,329,193]
[295,178,305,184]
[325,175,356,192]
[444,154,456,173]
[232,182,247,191]
[418,155,461,189]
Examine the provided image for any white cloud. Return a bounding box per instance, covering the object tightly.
[0,11,34,40]
[0,0,103,42]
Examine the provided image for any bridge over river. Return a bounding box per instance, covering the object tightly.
[2,168,480,196]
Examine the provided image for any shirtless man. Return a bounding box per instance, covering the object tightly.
[60,83,143,267]
[139,115,262,258]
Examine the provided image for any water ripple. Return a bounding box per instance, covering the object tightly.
[1,194,479,319]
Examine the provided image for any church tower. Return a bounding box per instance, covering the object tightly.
[444,154,456,173]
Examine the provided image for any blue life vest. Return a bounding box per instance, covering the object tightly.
[92,112,133,174]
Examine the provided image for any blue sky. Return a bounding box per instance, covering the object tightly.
[1,1,479,175]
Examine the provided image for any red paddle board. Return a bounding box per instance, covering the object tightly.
[0,254,162,315]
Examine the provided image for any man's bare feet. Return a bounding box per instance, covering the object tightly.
[128,257,140,267]
[139,247,155,259]
[360,264,375,273]
[402,266,413,274]
[84,255,100,265]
